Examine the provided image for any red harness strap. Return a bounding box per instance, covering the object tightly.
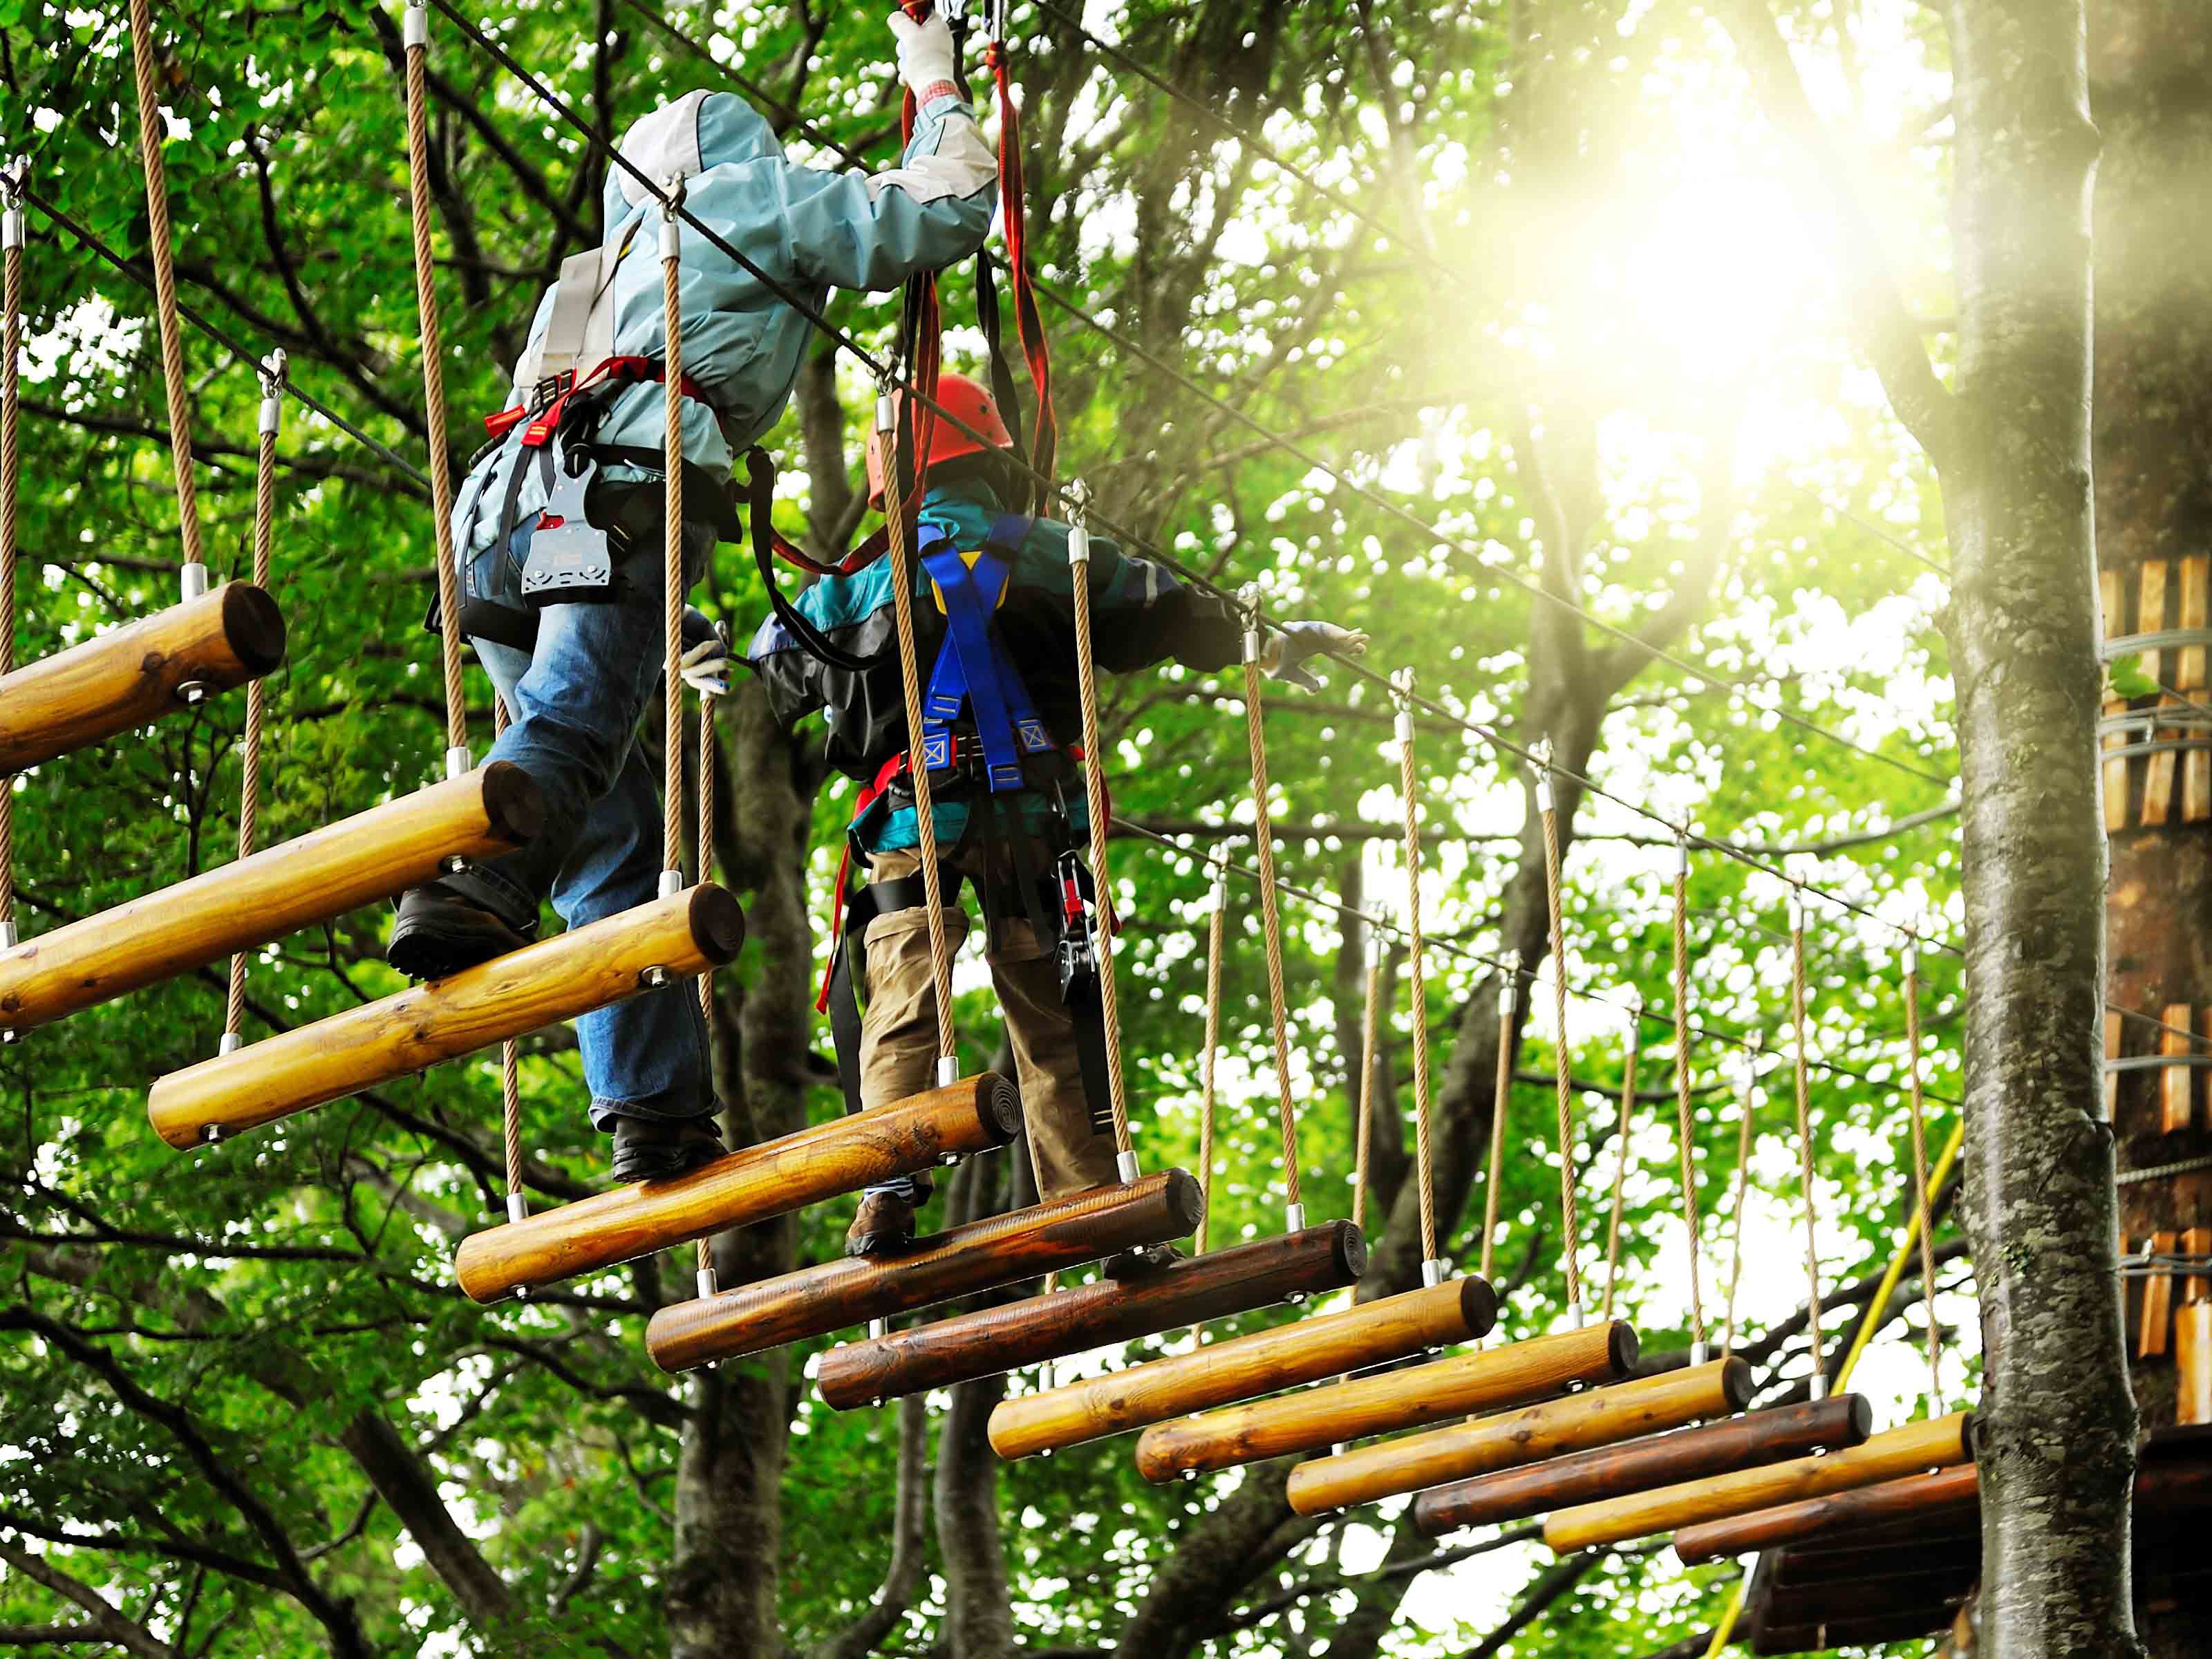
[987,38,1058,500]
[482,355,716,445]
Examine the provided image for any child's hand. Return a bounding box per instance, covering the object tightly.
[1266,621,1369,692]
[680,634,733,696]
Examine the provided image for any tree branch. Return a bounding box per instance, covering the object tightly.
[0,1543,174,1659]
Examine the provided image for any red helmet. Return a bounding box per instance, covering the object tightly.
[865,371,1015,507]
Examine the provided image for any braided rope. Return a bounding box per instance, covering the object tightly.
[877,382,957,1069]
[1602,1006,1638,1321]
[223,356,283,1042]
[1903,939,1941,1409]
[659,205,686,880]
[1789,896,1826,1394]
[1535,769,1584,1318]
[698,693,717,1019]
[124,0,204,576]
[1239,612,1303,1217]
[1394,671,1437,1264]
[1721,1044,1759,1356]
[1671,841,1707,1351]
[1351,952,1382,1234]
[1197,847,1228,1252]
[0,169,23,951]
[484,693,524,1222]
[1065,489,1132,1156]
[1479,954,1517,1282]
[400,2,467,761]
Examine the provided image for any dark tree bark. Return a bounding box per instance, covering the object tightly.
[1943,1,2137,1651]
[2090,3,2212,1652]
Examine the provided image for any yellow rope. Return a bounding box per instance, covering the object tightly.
[1197,846,1229,1250]
[1239,602,1303,1216]
[398,0,467,762]
[659,197,686,881]
[1479,953,1517,1284]
[1394,670,1437,1264]
[124,0,205,578]
[1065,487,1132,1158]
[1535,763,1584,1317]
[1904,939,1942,1409]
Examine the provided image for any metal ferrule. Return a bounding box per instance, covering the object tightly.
[218,1032,243,1056]
[0,919,16,950]
[1422,1258,1444,1288]
[658,868,684,899]
[1116,1149,1141,1183]
[1903,943,1918,978]
[1564,1299,1584,1330]
[1809,1373,1829,1402]
[937,1055,962,1089]
[1676,834,1691,876]
[659,212,681,261]
[402,0,428,50]
[1284,1201,1306,1232]
[180,562,209,602]
[445,744,473,780]
[1534,774,1554,814]
[259,394,282,437]
[868,1318,888,1340]
[1,208,20,252]
[1067,519,1091,567]
[697,1268,719,1300]
[1395,707,1413,747]
[875,384,898,435]
[1689,1340,1709,1367]
[507,1192,529,1225]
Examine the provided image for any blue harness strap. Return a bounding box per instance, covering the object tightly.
[919,516,1056,791]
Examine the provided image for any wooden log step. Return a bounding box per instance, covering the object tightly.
[147,885,745,1149]
[1763,1566,1974,1629]
[1544,1411,1974,1553]
[0,584,285,775]
[814,1220,1366,1410]
[0,765,543,1035]
[1410,1392,1868,1535]
[986,1278,1499,1462]
[1295,1357,1752,1517]
[1772,1538,1978,1589]
[646,1169,1203,1372]
[1674,1462,1980,1564]
[1135,1320,1638,1485]
[455,1075,1024,1303]
[1752,1606,1962,1656]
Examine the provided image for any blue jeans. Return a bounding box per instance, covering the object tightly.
[445,512,715,1131]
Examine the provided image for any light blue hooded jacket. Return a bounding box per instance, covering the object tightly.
[451,87,998,557]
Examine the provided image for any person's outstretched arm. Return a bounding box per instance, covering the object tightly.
[780,11,998,292]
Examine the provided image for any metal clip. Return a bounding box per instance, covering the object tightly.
[1238,582,1264,665]
[1497,948,1519,1017]
[403,0,429,51]
[1391,666,1416,746]
[507,1192,529,1226]
[1531,738,1555,814]
[257,348,286,438]
[658,868,684,899]
[875,366,900,435]
[0,159,24,253]
[659,174,685,261]
[1065,480,1091,565]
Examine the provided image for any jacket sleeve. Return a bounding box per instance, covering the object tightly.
[1078,530,1246,675]
[778,93,998,292]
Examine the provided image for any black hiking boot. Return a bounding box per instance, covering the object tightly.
[1103,1242,1186,1283]
[387,882,531,981]
[608,1116,726,1185]
[845,1190,921,1257]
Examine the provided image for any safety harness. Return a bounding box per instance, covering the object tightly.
[813,514,1114,1134]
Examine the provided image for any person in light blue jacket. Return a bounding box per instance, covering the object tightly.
[388,10,995,1184]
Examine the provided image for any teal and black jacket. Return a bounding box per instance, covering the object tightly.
[747,482,1245,852]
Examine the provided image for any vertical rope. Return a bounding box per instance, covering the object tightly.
[1064,485,1132,1159]
[1671,835,1707,1353]
[1197,845,1228,1251]
[1351,948,1383,1234]
[1601,1005,1638,1322]
[487,694,524,1224]
[1479,953,1517,1283]
[659,189,686,883]
[1721,1038,1759,1357]
[1238,598,1303,1221]
[222,353,284,1047]
[1904,937,1942,1409]
[124,0,205,580]
[0,162,24,964]
[1788,892,1826,1396]
[1535,759,1584,1320]
[698,693,718,1018]
[876,376,957,1074]
[1393,671,1438,1269]
[399,0,468,767]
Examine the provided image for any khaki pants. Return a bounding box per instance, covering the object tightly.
[858,843,1120,1203]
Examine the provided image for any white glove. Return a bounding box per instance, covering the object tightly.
[1265,622,1369,693]
[888,8,959,97]
[680,632,733,697]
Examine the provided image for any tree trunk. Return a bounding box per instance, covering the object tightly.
[2090,3,2212,1651]
[1943,1,2138,1652]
